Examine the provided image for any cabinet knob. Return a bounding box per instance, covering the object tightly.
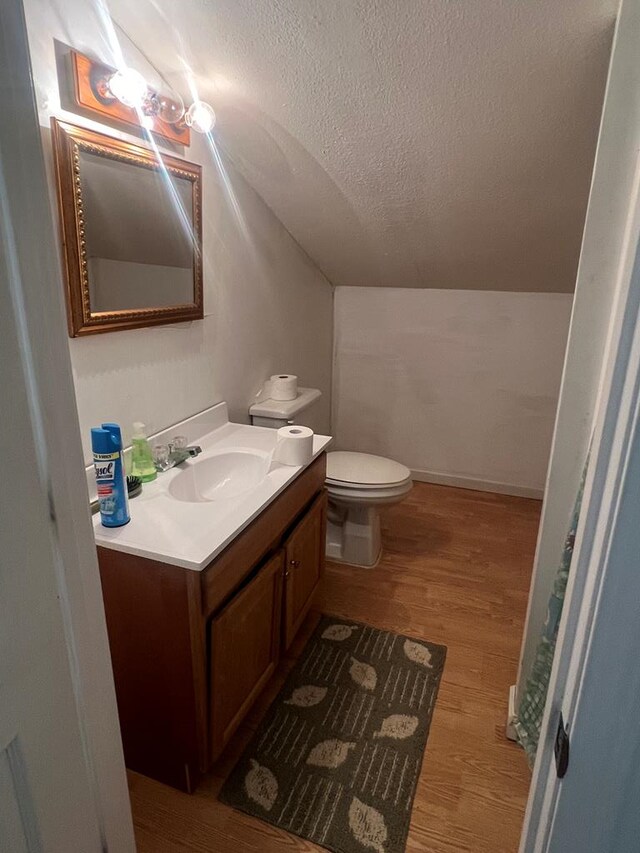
[290,559,301,568]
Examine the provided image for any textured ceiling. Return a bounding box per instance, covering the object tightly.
[108,0,618,292]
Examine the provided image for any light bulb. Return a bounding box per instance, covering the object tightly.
[159,93,185,124]
[185,101,216,133]
[108,68,148,109]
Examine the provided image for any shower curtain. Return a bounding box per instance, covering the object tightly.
[514,459,588,766]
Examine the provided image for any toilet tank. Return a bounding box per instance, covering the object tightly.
[249,387,321,430]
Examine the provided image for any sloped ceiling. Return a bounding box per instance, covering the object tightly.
[109,0,617,292]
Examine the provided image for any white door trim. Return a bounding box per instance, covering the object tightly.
[0,0,135,849]
[520,130,640,853]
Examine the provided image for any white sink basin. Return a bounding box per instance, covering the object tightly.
[168,449,271,503]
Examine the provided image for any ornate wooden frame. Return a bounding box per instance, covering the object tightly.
[51,118,203,337]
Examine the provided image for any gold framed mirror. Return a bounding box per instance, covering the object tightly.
[51,118,203,336]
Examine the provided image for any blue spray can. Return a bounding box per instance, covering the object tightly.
[91,423,130,527]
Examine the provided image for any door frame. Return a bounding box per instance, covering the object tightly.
[520,117,640,852]
[0,0,135,849]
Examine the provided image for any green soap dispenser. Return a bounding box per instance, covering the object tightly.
[131,422,157,482]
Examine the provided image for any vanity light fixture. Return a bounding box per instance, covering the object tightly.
[72,49,209,145]
[96,66,187,128]
[103,67,148,109]
[101,68,213,134]
[185,100,216,134]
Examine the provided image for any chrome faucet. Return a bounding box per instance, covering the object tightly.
[167,442,203,467]
[153,437,202,472]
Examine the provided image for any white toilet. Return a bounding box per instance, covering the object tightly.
[249,388,413,568]
[325,451,412,567]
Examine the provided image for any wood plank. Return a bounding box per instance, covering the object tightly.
[129,481,540,851]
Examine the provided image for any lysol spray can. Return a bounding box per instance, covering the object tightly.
[91,424,130,527]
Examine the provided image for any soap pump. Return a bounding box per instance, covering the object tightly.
[131,422,157,482]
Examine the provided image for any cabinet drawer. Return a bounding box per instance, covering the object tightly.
[209,550,284,762]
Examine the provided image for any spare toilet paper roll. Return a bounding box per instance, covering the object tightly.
[270,374,298,401]
[274,425,314,466]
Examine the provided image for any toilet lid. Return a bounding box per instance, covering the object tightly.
[326,451,411,487]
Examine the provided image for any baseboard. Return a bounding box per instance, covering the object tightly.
[409,468,544,500]
[506,684,518,741]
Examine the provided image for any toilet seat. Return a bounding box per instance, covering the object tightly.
[326,451,411,489]
[325,480,413,504]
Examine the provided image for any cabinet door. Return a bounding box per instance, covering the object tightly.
[209,551,283,762]
[283,491,328,650]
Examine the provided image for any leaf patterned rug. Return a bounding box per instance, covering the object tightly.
[219,615,446,853]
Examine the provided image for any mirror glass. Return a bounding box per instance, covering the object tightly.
[52,118,203,336]
[79,151,195,313]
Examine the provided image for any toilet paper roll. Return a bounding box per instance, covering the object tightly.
[270,374,298,401]
[274,425,314,466]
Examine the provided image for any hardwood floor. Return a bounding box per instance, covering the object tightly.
[129,482,540,853]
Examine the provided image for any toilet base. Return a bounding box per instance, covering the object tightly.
[326,503,382,568]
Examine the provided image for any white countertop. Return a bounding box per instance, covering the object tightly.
[91,403,332,571]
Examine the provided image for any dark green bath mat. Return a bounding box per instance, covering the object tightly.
[219,615,447,853]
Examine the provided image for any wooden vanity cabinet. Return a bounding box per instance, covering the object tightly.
[97,452,327,793]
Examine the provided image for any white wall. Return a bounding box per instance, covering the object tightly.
[516,0,640,705]
[333,287,572,496]
[24,0,334,464]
